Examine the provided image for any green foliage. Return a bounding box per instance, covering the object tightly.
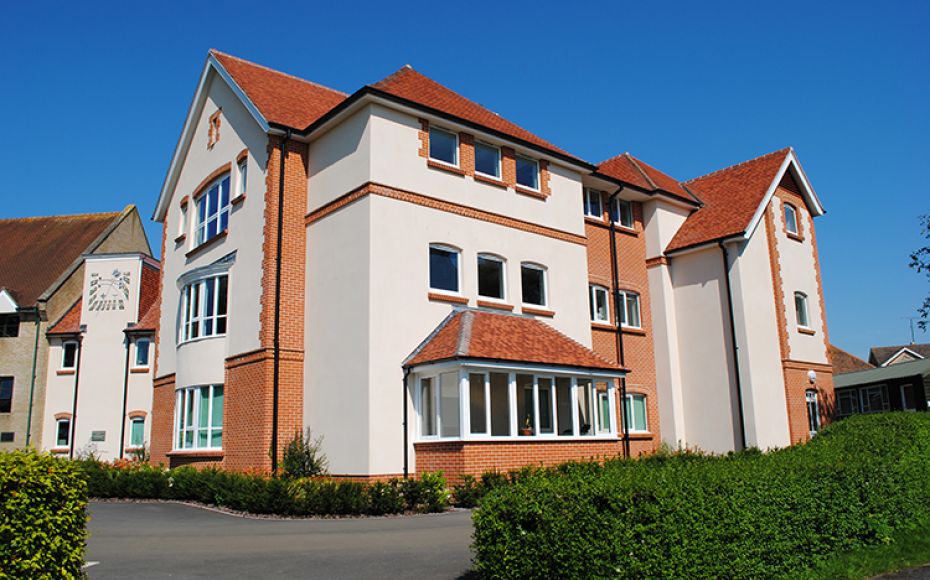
[281,429,329,479]
[472,413,930,579]
[0,450,88,578]
[911,213,930,330]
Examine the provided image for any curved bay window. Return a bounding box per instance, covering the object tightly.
[174,384,224,450]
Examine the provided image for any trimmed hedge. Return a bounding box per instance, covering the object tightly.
[77,459,449,516]
[473,412,930,578]
[1,450,88,578]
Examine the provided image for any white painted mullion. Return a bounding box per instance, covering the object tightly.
[571,377,579,436]
[532,377,540,437]
[459,370,468,440]
[484,373,491,437]
[608,381,619,436]
[508,372,517,437]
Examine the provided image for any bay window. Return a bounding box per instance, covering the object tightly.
[175,384,223,450]
[180,275,228,342]
[195,174,231,246]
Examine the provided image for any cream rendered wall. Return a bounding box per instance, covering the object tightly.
[157,71,268,381]
[670,247,741,453]
[307,106,373,212]
[724,231,790,449]
[125,336,154,447]
[770,196,828,364]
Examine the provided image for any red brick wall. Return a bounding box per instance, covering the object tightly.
[149,373,175,466]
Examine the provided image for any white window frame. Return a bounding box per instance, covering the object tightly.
[784,203,799,235]
[129,417,145,448]
[55,418,70,447]
[589,285,610,323]
[179,275,228,344]
[795,291,810,329]
[428,244,462,295]
[474,141,502,179]
[194,173,231,246]
[619,290,642,329]
[178,204,189,239]
[623,393,649,433]
[477,253,507,302]
[612,198,634,229]
[61,341,78,370]
[173,384,223,451]
[520,262,548,307]
[236,159,247,198]
[584,188,603,219]
[134,339,151,368]
[428,126,459,167]
[805,390,820,437]
[515,155,540,191]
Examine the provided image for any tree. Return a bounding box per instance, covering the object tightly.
[910,214,930,330]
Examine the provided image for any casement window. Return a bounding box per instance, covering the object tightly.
[477,254,506,300]
[805,390,820,437]
[589,285,610,323]
[794,292,810,328]
[611,198,634,229]
[515,156,539,190]
[860,385,890,414]
[0,377,12,413]
[61,341,78,370]
[180,275,228,342]
[836,389,860,418]
[429,127,458,166]
[619,291,641,328]
[623,393,648,433]
[429,245,461,294]
[583,188,603,219]
[135,339,150,368]
[56,418,70,447]
[195,174,231,246]
[130,417,145,447]
[900,383,919,411]
[784,203,799,235]
[0,432,13,443]
[0,314,19,338]
[520,263,547,307]
[419,370,615,440]
[174,385,223,450]
[236,159,247,198]
[474,142,501,178]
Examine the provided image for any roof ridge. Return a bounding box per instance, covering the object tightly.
[684,146,793,184]
[456,310,474,356]
[0,210,121,224]
[624,153,660,190]
[210,49,348,97]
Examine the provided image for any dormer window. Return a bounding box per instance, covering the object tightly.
[516,156,539,190]
[583,189,603,219]
[784,203,799,235]
[195,174,231,246]
[429,127,458,166]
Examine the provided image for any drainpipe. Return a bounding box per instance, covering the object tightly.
[118,334,131,459]
[271,128,292,474]
[607,188,630,458]
[68,332,85,460]
[24,307,41,447]
[402,367,410,479]
[719,241,748,450]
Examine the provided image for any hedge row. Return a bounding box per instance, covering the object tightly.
[1,450,87,578]
[78,459,450,516]
[473,412,930,579]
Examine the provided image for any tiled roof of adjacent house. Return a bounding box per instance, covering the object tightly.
[828,344,874,375]
[595,153,698,203]
[665,147,792,252]
[404,308,623,371]
[0,210,124,308]
[211,50,347,129]
[46,298,83,336]
[868,343,930,367]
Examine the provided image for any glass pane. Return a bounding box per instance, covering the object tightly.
[198,429,208,447]
[592,288,608,322]
[556,378,573,436]
[429,247,458,292]
[63,343,76,368]
[475,143,500,177]
[577,379,594,436]
[199,387,210,428]
[217,276,228,316]
[219,208,229,233]
[538,378,553,434]
[420,378,436,436]
[57,420,69,446]
[596,382,611,433]
[489,373,510,436]
[517,374,534,436]
[633,396,647,431]
[516,157,538,189]
[206,216,218,241]
[478,256,504,299]
[469,374,487,434]
[220,177,230,207]
[429,128,457,165]
[217,316,227,335]
[131,419,144,446]
[795,294,808,326]
[238,163,247,195]
[439,372,460,438]
[211,429,222,448]
[521,265,544,306]
[785,205,798,233]
[212,386,223,428]
[135,341,149,366]
[626,294,640,328]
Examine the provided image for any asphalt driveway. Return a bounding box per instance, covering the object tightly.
[86,501,475,579]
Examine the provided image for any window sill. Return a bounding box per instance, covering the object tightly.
[174,233,186,244]
[584,216,606,225]
[623,327,647,336]
[231,193,246,206]
[521,306,555,317]
[591,321,615,331]
[130,367,150,374]
[798,327,816,336]
[787,232,805,242]
[57,369,76,376]
[428,292,468,305]
[477,299,513,311]
[167,449,224,458]
[50,447,69,453]
[626,431,654,440]
[473,173,508,188]
[614,224,639,236]
[125,446,144,453]
[515,185,546,200]
[185,230,227,258]
[427,159,466,176]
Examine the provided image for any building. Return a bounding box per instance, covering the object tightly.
[148,50,834,480]
[0,207,151,450]
[869,343,930,367]
[833,358,930,417]
[42,253,159,459]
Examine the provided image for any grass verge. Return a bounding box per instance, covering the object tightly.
[796,527,930,579]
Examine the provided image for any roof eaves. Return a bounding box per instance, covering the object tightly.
[401,309,463,368]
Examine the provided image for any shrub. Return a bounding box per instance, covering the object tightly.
[0,450,88,578]
[402,471,450,513]
[473,413,930,579]
[281,429,329,479]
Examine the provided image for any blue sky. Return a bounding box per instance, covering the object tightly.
[1,1,927,358]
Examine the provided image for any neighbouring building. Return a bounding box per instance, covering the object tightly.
[833,358,930,417]
[828,344,874,375]
[869,342,930,367]
[0,207,151,450]
[148,50,835,480]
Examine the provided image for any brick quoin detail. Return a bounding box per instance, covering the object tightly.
[459,132,475,176]
[765,205,791,360]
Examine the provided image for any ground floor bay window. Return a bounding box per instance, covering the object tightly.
[174,385,224,450]
[415,365,619,440]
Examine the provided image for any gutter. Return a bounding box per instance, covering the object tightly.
[607,188,631,458]
[270,128,292,474]
[118,333,131,458]
[23,306,40,447]
[402,368,410,479]
[718,241,748,450]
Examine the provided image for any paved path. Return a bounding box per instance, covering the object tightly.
[86,501,475,579]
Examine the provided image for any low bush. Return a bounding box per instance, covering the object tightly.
[473,412,930,578]
[0,450,88,578]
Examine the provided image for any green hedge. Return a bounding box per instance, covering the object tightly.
[1,450,88,578]
[473,412,930,578]
[78,459,449,516]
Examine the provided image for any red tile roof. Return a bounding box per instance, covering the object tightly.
[47,298,82,336]
[595,153,697,203]
[666,147,792,252]
[0,211,122,307]
[211,50,347,129]
[829,344,874,375]
[404,309,623,372]
[370,66,583,163]
[129,261,161,333]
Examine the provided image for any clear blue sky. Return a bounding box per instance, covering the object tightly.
[1,1,927,358]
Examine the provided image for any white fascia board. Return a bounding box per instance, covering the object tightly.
[408,358,625,379]
[881,347,926,367]
[0,289,18,314]
[153,54,269,223]
[743,150,826,241]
